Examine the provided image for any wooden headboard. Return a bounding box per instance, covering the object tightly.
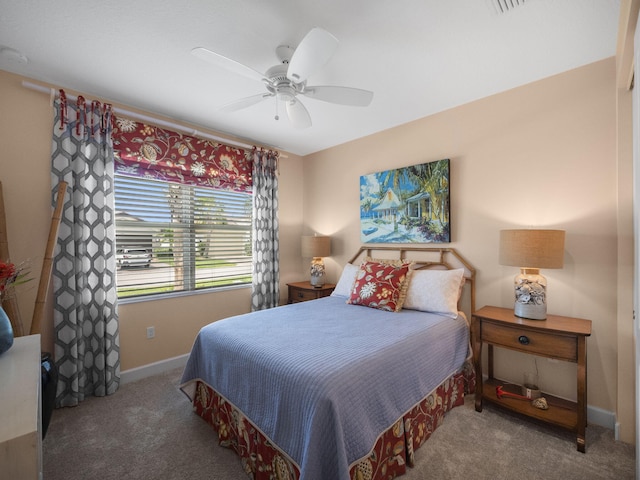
[347,246,476,318]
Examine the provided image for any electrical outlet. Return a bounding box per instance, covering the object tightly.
[146,326,155,339]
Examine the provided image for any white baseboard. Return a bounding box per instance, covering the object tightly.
[588,404,616,431]
[120,353,190,385]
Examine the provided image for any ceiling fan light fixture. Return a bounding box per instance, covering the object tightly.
[276,85,296,102]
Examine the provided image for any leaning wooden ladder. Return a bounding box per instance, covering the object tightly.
[0,181,67,336]
[30,182,67,335]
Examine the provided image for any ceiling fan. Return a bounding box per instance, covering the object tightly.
[191,27,374,129]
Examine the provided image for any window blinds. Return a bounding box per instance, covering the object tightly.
[114,174,252,299]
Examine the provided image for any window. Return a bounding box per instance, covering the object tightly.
[114,174,252,299]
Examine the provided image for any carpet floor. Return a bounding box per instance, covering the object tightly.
[43,367,635,480]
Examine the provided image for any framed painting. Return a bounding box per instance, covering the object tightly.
[360,159,450,243]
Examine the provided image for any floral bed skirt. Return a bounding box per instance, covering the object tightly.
[191,360,475,480]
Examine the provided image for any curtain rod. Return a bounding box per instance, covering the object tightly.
[21,80,271,153]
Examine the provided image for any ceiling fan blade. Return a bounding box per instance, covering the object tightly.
[191,47,265,83]
[287,28,338,84]
[302,85,373,107]
[219,93,272,112]
[285,98,312,129]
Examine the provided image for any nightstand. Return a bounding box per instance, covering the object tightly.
[472,305,592,452]
[287,281,336,304]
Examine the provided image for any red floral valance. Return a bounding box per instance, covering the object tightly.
[112,116,253,193]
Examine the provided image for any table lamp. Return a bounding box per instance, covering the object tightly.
[301,235,331,287]
[499,229,565,320]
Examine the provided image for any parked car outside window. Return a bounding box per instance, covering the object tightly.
[116,247,152,269]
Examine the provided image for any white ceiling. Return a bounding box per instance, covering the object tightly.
[0,0,621,156]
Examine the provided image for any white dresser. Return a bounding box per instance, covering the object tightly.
[0,334,42,479]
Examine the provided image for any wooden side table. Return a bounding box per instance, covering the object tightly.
[287,281,336,304]
[472,305,592,452]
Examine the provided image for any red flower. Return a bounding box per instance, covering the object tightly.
[0,260,30,297]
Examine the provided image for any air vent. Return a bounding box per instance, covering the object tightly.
[489,0,526,15]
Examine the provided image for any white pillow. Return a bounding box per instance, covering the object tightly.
[403,268,465,318]
[331,263,359,297]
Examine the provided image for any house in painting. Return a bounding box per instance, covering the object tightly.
[372,188,402,221]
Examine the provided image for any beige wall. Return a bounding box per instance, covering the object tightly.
[0,55,634,441]
[304,57,633,439]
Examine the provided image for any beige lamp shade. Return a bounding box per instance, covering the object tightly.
[499,229,565,269]
[301,236,331,258]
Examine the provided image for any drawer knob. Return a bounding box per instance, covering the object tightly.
[518,335,530,345]
[298,292,304,298]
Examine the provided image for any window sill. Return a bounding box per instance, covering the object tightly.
[117,283,251,305]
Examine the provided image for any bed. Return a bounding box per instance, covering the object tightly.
[180,247,476,480]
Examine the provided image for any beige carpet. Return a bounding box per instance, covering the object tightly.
[43,368,635,480]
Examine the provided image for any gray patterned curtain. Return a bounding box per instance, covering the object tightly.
[50,91,120,407]
[251,149,279,311]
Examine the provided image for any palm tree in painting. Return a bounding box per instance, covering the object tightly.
[361,197,374,219]
[378,160,449,222]
[406,159,449,224]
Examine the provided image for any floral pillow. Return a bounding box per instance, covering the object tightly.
[347,260,412,312]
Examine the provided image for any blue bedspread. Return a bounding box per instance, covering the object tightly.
[181,296,469,480]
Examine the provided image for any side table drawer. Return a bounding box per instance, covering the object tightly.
[290,288,319,303]
[287,282,336,304]
[481,321,577,361]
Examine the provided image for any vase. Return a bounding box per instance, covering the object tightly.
[309,257,326,288]
[513,267,547,320]
[0,305,14,355]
